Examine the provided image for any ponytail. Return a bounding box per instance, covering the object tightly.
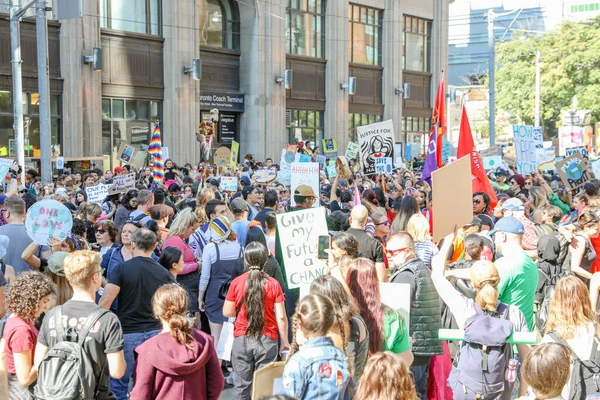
[243,242,269,339]
[152,284,194,349]
[470,261,501,313]
[289,294,336,359]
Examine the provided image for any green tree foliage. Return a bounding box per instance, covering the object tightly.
[496,17,600,135]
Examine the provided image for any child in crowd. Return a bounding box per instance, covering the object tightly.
[520,343,571,400]
[355,351,417,400]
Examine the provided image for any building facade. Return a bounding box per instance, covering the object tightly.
[0,0,448,168]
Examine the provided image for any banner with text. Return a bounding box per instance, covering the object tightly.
[357,120,395,176]
[290,162,320,207]
[513,125,542,174]
[112,173,136,192]
[556,153,590,191]
[85,184,110,204]
[375,157,393,174]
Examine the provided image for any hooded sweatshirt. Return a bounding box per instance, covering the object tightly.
[130,329,224,400]
[535,235,562,305]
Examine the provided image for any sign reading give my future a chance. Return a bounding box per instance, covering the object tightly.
[25,200,73,245]
[277,207,328,289]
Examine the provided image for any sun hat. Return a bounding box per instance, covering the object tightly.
[210,216,232,243]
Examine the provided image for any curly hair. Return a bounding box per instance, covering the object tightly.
[355,351,417,400]
[6,271,56,323]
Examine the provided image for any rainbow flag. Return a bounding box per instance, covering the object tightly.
[148,122,164,186]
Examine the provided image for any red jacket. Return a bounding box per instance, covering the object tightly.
[130,329,224,400]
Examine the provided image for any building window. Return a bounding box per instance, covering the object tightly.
[403,116,431,158]
[348,113,382,142]
[349,4,382,66]
[102,98,162,166]
[403,15,431,72]
[0,91,61,159]
[286,0,325,58]
[100,0,162,35]
[200,0,240,50]
[287,109,323,145]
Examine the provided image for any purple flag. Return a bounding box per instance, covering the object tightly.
[422,131,438,185]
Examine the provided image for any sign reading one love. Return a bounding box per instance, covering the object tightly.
[25,200,73,245]
[277,207,328,289]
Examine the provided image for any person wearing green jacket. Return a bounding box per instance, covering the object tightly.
[532,172,570,215]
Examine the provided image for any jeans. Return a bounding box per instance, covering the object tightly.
[410,362,430,400]
[231,335,278,400]
[110,329,161,400]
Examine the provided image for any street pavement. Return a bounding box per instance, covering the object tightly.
[220,386,234,399]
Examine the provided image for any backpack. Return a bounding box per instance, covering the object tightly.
[448,303,513,400]
[34,306,109,400]
[533,222,557,237]
[547,332,600,400]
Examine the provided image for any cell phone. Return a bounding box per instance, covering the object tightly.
[318,235,330,260]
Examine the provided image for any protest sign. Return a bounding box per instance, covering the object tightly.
[85,184,110,204]
[278,147,299,187]
[533,127,543,149]
[118,143,136,164]
[131,149,147,169]
[380,283,411,333]
[394,143,403,166]
[559,126,584,155]
[230,140,239,169]
[213,147,231,167]
[276,207,328,289]
[322,138,338,158]
[513,125,542,174]
[290,162,319,207]
[251,362,286,400]
[0,158,14,181]
[375,157,393,174]
[592,160,600,179]
[556,153,591,191]
[253,167,278,184]
[483,156,502,170]
[326,161,337,178]
[220,177,238,192]
[56,157,65,170]
[432,156,473,241]
[346,142,360,159]
[316,155,326,169]
[537,147,556,171]
[565,146,589,158]
[479,145,499,157]
[25,200,73,245]
[298,154,312,163]
[112,173,136,192]
[357,120,395,175]
[161,147,169,160]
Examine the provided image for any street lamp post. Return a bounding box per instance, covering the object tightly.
[488,11,496,147]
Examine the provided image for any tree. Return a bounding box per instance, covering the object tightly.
[495,17,600,136]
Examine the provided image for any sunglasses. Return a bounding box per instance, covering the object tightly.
[375,221,389,226]
[473,199,482,204]
[386,247,409,257]
[95,229,107,234]
[279,190,288,194]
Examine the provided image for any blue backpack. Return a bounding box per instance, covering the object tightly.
[448,303,513,400]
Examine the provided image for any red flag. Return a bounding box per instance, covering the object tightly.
[431,72,446,167]
[457,106,498,210]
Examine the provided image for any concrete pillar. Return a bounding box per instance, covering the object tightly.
[162,0,201,165]
[239,0,286,161]
[382,0,403,142]
[59,0,102,158]
[324,1,350,152]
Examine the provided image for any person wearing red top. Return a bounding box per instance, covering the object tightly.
[4,271,55,399]
[223,242,289,400]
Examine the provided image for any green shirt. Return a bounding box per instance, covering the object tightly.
[382,306,411,354]
[496,248,538,331]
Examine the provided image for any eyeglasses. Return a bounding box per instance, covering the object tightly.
[375,221,389,226]
[279,190,288,194]
[95,229,107,234]
[472,199,482,204]
[386,247,409,257]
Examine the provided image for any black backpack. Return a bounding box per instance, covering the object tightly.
[34,306,109,400]
[548,332,600,400]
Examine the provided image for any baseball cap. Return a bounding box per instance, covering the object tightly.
[48,251,69,277]
[114,166,124,174]
[495,168,508,176]
[242,185,256,199]
[294,185,317,197]
[0,194,7,205]
[465,217,482,227]
[320,184,332,197]
[207,178,220,187]
[496,198,524,212]
[231,197,248,213]
[490,216,525,235]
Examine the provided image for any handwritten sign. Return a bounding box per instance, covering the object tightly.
[537,147,556,171]
[276,207,328,289]
[112,173,136,192]
[290,162,320,207]
[375,157,393,174]
[513,125,542,174]
[0,158,14,181]
[316,155,326,170]
[85,184,110,204]
[298,154,312,163]
[220,177,238,192]
[556,153,590,191]
[25,200,73,245]
[230,140,239,169]
[479,145,499,157]
[565,146,589,158]
[559,126,584,155]
[483,156,503,170]
[214,147,231,167]
[346,142,360,159]
[357,120,395,175]
[326,161,337,178]
[161,147,169,160]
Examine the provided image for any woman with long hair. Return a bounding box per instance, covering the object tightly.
[431,233,531,399]
[528,186,549,224]
[74,189,87,208]
[310,275,369,379]
[406,213,439,268]
[390,196,419,233]
[45,252,73,306]
[565,211,599,282]
[542,276,597,399]
[114,189,138,229]
[328,232,360,279]
[163,208,201,315]
[223,242,289,399]
[355,351,417,400]
[130,284,224,400]
[158,247,185,279]
[346,258,413,367]
[195,188,215,225]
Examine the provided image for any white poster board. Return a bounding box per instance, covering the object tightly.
[0,159,14,182]
[290,162,320,207]
[375,157,393,174]
[345,142,360,159]
[112,173,136,192]
[357,120,395,176]
[593,160,600,179]
[513,125,542,174]
[380,283,411,334]
[85,184,110,204]
[483,156,503,170]
[278,148,300,187]
[277,207,328,289]
[56,157,65,170]
[25,200,73,245]
[220,177,238,192]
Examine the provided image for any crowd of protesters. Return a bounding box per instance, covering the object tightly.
[0,150,597,400]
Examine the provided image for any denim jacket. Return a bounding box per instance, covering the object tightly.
[281,336,352,400]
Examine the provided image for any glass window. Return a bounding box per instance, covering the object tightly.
[403,15,431,72]
[286,0,325,57]
[200,0,240,50]
[403,116,431,157]
[349,4,382,65]
[348,113,383,142]
[102,99,111,120]
[100,0,162,36]
[287,109,324,144]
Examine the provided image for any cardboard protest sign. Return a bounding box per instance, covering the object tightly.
[220,177,238,192]
[346,142,360,159]
[565,146,589,158]
[0,158,14,182]
[276,207,328,289]
[290,162,319,207]
[432,156,473,242]
[375,157,393,174]
[556,153,591,191]
[213,147,231,167]
[112,173,136,192]
[513,125,542,174]
[118,143,136,164]
[322,138,338,158]
[479,145,499,157]
[25,200,73,245]
[380,283,411,333]
[253,167,278,184]
[357,120,395,175]
[230,140,239,169]
[251,362,286,400]
[483,156,502,170]
[85,184,110,204]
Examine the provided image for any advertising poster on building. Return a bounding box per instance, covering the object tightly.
[25,200,73,245]
[512,125,542,174]
[556,153,590,191]
[322,138,338,158]
[86,184,110,204]
[357,120,395,176]
[112,173,136,192]
[276,207,328,289]
[220,114,236,145]
[290,162,319,207]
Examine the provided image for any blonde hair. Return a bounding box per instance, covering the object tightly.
[406,213,430,242]
[529,186,549,209]
[355,352,417,400]
[82,203,102,218]
[196,188,215,209]
[522,343,571,399]
[546,275,596,339]
[166,208,199,239]
[469,260,501,313]
[153,284,194,349]
[64,250,102,288]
